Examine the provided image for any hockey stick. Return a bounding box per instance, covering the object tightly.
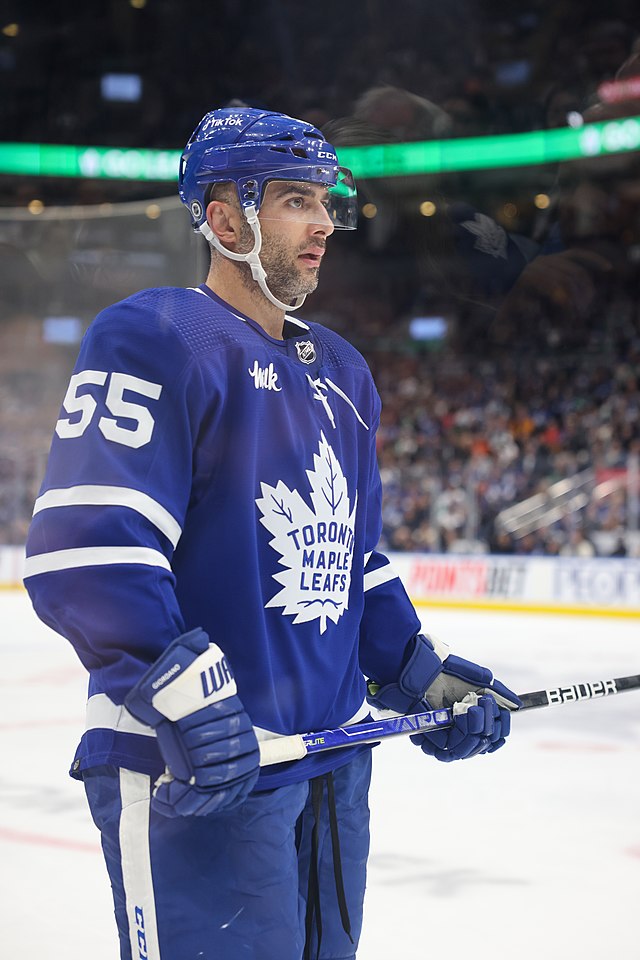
[258,672,640,767]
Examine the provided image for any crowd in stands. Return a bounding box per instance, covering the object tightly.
[370,348,638,556]
[2,3,640,555]
[0,314,68,545]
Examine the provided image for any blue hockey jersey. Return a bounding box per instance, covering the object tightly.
[24,284,421,789]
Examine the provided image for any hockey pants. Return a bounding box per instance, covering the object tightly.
[83,747,372,960]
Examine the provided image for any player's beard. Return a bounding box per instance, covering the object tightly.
[236,221,323,306]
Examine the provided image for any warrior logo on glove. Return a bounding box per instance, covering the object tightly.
[148,643,238,722]
[201,656,234,698]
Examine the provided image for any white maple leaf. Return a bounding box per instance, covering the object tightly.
[460,213,508,260]
[256,433,357,634]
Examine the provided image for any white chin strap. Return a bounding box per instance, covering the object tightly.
[199,204,306,314]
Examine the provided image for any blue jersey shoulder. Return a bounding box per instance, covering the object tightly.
[303,319,371,374]
[89,286,245,359]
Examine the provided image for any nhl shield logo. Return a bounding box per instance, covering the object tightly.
[295,340,316,364]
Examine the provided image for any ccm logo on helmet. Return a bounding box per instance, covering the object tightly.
[318,150,337,160]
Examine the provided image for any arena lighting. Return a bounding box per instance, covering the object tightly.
[1,115,640,182]
[419,200,437,216]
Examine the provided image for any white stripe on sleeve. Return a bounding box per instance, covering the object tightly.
[363,562,399,592]
[85,693,156,738]
[33,485,182,548]
[23,546,171,578]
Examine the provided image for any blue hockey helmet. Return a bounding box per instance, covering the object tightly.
[178,107,358,231]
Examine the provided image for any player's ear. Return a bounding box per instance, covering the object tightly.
[206,199,242,248]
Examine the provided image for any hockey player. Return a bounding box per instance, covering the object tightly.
[24,107,520,960]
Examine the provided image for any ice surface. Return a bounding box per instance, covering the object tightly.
[1,592,638,959]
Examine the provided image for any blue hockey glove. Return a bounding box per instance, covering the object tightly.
[125,628,260,817]
[367,633,521,762]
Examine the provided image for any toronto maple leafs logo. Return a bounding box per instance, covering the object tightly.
[460,213,508,260]
[256,433,357,634]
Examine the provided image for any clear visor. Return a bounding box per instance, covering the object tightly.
[256,167,358,230]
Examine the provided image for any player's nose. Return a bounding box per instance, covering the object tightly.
[311,204,335,237]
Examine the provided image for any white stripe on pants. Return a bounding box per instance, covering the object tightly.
[119,770,161,960]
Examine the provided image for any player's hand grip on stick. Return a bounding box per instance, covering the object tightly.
[125,628,260,817]
[367,633,521,762]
